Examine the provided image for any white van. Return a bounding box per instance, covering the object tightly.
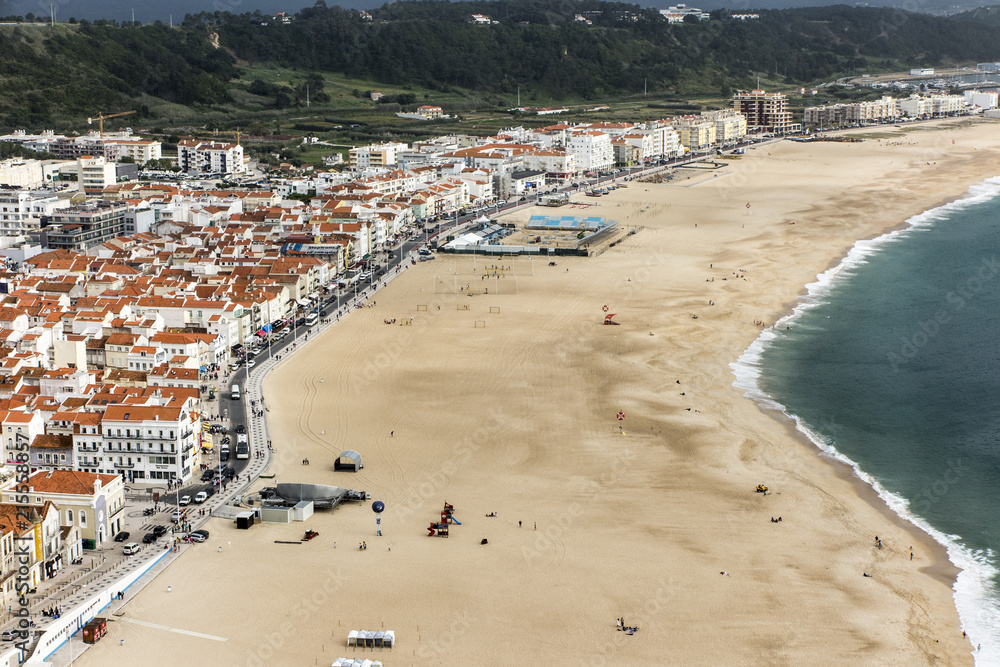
[122,543,140,556]
[231,384,240,401]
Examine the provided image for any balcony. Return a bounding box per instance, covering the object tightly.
[140,433,176,441]
[113,462,134,469]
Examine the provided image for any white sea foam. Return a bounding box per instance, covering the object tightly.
[731,177,1000,665]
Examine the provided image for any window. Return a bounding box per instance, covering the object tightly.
[66,509,73,523]
[79,511,86,527]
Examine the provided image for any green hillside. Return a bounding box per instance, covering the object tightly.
[0,2,997,133]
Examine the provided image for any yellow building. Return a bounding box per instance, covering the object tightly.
[673,117,717,151]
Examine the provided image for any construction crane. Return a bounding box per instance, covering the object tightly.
[87,110,137,141]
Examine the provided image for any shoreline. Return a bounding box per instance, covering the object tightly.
[734,168,1000,662]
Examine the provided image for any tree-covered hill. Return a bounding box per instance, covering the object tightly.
[1,1,999,130]
[190,2,1000,97]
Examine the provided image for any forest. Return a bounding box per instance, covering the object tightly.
[0,0,998,129]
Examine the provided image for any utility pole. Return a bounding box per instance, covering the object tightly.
[306,85,310,108]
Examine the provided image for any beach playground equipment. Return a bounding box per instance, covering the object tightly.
[427,502,460,536]
[756,484,768,494]
[427,521,449,537]
[442,502,461,525]
[604,313,619,325]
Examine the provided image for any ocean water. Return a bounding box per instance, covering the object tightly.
[732,178,1000,664]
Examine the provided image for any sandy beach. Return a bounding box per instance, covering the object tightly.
[75,118,1000,666]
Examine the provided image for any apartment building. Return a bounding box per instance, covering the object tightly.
[566,130,614,173]
[701,109,748,145]
[43,201,130,251]
[897,94,966,118]
[86,404,200,484]
[0,410,45,466]
[522,149,576,179]
[103,139,162,165]
[77,155,117,194]
[0,190,70,237]
[0,158,44,189]
[348,142,409,169]
[673,117,717,151]
[177,140,246,175]
[805,97,900,127]
[732,89,796,133]
[636,122,684,159]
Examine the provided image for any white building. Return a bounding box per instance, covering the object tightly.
[104,139,162,165]
[0,190,70,236]
[177,140,246,175]
[636,122,684,159]
[964,90,998,110]
[95,404,201,484]
[659,4,709,22]
[898,94,966,118]
[566,130,614,173]
[522,149,577,179]
[77,155,117,194]
[0,158,44,189]
[348,142,409,169]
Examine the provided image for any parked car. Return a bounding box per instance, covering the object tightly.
[113,531,130,543]
[1,629,20,641]
[201,469,214,482]
[247,358,256,369]
[191,529,209,542]
[152,525,168,537]
[123,543,140,555]
[178,495,191,506]
[194,491,208,504]
[186,532,207,543]
[142,533,157,544]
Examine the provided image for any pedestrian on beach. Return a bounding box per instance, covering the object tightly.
[519,521,522,527]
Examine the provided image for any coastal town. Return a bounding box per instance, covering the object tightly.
[0,78,996,664]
